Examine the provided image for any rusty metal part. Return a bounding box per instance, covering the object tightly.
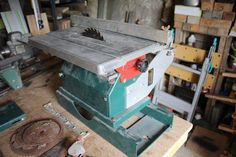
[10,119,62,156]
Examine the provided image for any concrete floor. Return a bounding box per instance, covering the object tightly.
[174,146,203,157]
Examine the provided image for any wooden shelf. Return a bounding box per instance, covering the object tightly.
[222,72,236,78]
[218,124,236,134]
[205,94,236,105]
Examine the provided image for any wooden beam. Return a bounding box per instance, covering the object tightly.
[218,124,236,134]
[205,94,236,104]
[222,72,236,78]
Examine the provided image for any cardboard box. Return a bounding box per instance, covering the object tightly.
[175,5,202,17]
[183,23,208,34]
[208,27,229,36]
[212,10,223,19]
[214,3,234,12]
[57,19,71,30]
[200,18,232,29]
[223,12,236,21]
[187,16,201,24]
[174,14,187,22]
[174,21,183,29]
[202,10,212,19]
[201,2,214,11]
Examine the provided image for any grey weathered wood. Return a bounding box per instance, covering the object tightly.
[71,15,170,44]
[29,22,165,76]
[49,26,154,56]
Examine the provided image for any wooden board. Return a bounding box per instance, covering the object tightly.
[173,44,206,63]
[205,94,236,104]
[187,16,200,24]
[57,19,71,30]
[201,2,214,11]
[26,13,50,36]
[212,52,222,69]
[214,3,234,12]
[203,74,215,89]
[174,14,187,22]
[200,18,232,29]
[222,72,236,78]
[166,65,199,83]
[0,69,193,157]
[218,124,236,134]
[223,12,236,21]
[182,23,208,34]
[174,21,183,29]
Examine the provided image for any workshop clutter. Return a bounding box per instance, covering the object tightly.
[174,1,235,37]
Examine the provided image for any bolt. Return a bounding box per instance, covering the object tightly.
[59,73,64,78]
[166,51,172,56]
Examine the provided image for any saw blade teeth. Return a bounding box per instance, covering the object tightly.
[81,27,104,41]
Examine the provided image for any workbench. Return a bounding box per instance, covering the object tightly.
[0,67,193,157]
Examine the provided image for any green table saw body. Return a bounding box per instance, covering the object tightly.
[57,62,173,157]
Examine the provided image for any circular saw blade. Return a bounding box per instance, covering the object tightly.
[81,27,104,41]
[10,119,63,156]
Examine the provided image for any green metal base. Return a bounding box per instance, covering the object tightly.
[57,87,173,157]
[0,101,26,132]
[0,66,23,90]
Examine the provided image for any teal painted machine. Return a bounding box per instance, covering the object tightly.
[30,16,175,157]
[0,54,23,91]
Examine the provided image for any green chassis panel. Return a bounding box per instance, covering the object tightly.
[57,87,173,157]
[61,62,150,118]
[58,62,173,157]
[0,66,23,90]
[0,101,26,132]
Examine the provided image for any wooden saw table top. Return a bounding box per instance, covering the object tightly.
[0,66,193,157]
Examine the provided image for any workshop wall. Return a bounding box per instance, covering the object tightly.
[98,0,164,29]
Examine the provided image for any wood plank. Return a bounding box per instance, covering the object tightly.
[26,13,50,36]
[207,27,229,37]
[200,18,232,29]
[205,94,236,104]
[0,69,193,157]
[203,74,215,89]
[201,2,214,11]
[174,21,183,29]
[174,29,184,44]
[214,3,234,12]
[212,10,223,19]
[218,124,236,134]
[223,12,236,21]
[166,65,199,83]
[202,10,212,19]
[174,14,187,22]
[173,44,206,63]
[57,19,71,30]
[212,52,222,68]
[182,23,208,34]
[71,15,170,44]
[222,72,236,78]
[42,7,69,18]
[187,16,201,24]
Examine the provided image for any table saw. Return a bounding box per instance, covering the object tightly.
[29,16,174,157]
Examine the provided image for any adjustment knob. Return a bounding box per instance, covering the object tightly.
[136,59,149,73]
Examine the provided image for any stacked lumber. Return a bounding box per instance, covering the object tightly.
[174,1,235,37]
